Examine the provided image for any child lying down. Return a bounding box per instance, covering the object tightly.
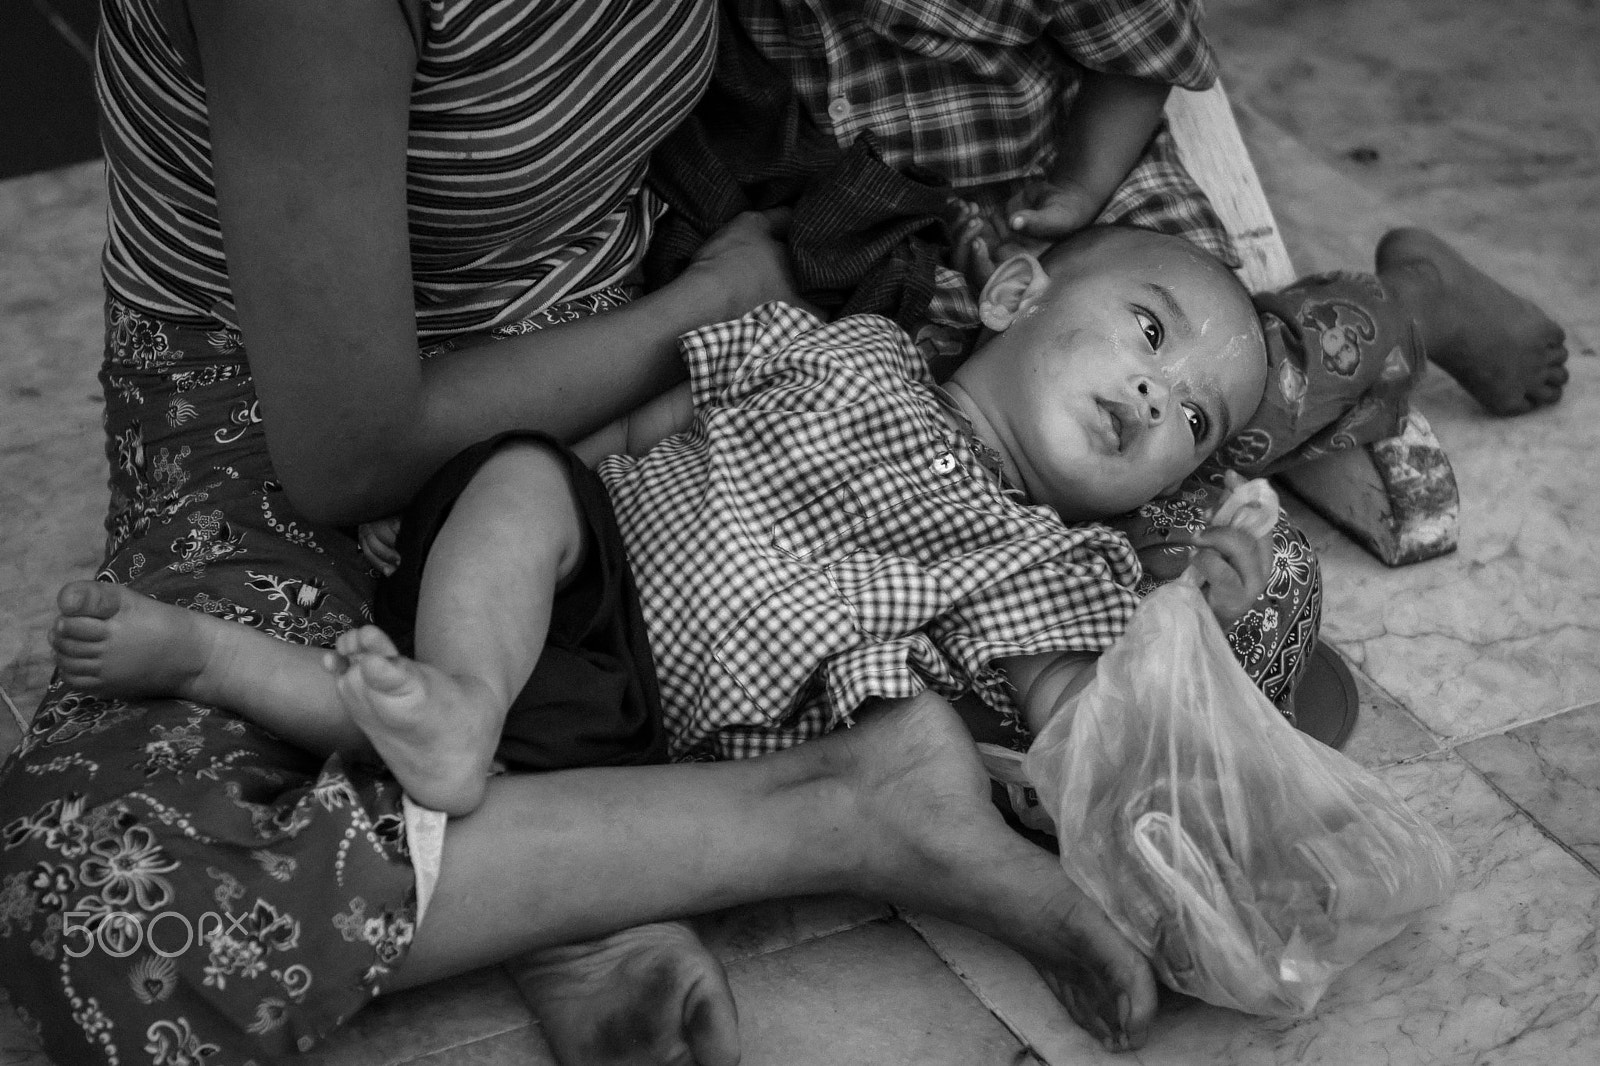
[55,225,1285,1046]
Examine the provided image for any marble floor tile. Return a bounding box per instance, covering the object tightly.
[724,918,1033,1065]
[1455,700,1600,875]
[300,966,545,1066]
[696,894,892,963]
[1318,642,1439,770]
[399,1027,555,1066]
[911,754,1600,1066]
[1291,355,1600,741]
[0,161,108,720]
[1140,754,1600,1065]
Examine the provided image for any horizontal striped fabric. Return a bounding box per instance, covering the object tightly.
[96,0,715,338]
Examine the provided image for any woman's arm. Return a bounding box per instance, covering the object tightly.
[191,0,788,525]
[571,383,695,467]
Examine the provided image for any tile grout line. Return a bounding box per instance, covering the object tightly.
[1426,699,1600,755]
[1449,744,1600,882]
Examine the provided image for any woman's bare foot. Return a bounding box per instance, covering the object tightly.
[50,580,241,699]
[507,921,738,1066]
[332,625,503,817]
[834,694,1157,1051]
[1376,227,1570,414]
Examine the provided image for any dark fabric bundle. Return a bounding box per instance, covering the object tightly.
[644,8,952,331]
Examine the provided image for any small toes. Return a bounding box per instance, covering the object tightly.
[57,580,119,620]
[334,630,364,658]
[53,615,108,645]
[352,651,410,692]
[1528,382,1563,407]
[350,625,400,659]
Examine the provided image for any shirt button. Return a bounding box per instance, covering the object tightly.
[827,95,851,123]
[933,451,958,475]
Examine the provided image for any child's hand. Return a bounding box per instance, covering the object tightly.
[1005,176,1102,242]
[949,200,1012,290]
[358,515,403,577]
[1175,474,1280,627]
[1186,525,1272,628]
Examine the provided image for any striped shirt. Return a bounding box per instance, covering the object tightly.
[96,0,715,339]
[600,303,1141,761]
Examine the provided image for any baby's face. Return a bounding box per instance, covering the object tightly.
[975,232,1266,522]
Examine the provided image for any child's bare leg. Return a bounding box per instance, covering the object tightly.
[334,439,585,817]
[50,580,367,753]
[1377,227,1570,414]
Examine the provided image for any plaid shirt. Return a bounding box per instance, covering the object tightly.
[738,0,1236,329]
[599,303,1141,760]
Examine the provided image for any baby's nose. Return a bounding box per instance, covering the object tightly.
[1134,376,1170,424]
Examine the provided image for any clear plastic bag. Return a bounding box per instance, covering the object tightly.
[1021,575,1456,1017]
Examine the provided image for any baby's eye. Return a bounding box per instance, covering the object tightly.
[1134,309,1164,350]
[1183,402,1209,443]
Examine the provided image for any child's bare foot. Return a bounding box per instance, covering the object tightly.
[1376,227,1570,415]
[50,580,239,700]
[508,921,738,1066]
[332,626,502,817]
[837,694,1157,1051]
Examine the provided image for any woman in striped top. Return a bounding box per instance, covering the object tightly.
[1,0,1171,1061]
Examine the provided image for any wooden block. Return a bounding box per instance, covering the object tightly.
[1166,85,1459,566]
[1278,410,1459,566]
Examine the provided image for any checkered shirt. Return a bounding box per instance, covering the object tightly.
[598,302,1141,761]
[738,0,1236,329]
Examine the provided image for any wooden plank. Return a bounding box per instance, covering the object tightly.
[1165,84,1297,293]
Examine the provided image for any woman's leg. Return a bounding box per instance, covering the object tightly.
[393,691,1158,1054]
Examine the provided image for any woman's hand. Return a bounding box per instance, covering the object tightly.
[684,210,804,320]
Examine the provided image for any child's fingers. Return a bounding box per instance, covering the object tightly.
[1194,525,1273,598]
[1210,475,1280,539]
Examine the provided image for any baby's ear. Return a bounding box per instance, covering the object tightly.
[978,253,1051,333]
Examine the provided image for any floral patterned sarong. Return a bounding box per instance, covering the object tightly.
[0,300,424,1063]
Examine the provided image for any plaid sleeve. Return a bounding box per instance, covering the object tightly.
[820,523,1141,721]
[1047,0,1218,90]
[677,301,825,411]
[679,304,928,414]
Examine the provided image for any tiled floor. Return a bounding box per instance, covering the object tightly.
[3,0,1598,1063]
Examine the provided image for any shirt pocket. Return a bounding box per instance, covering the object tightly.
[766,462,949,565]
